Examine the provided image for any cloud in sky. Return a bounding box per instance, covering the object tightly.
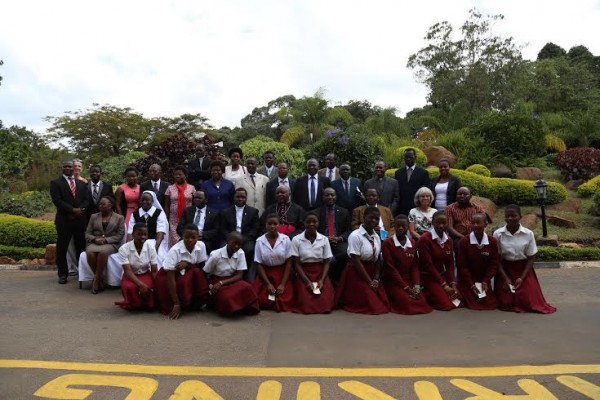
[1,0,599,133]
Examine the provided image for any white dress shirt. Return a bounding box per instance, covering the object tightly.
[347,225,381,261]
[254,234,292,266]
[493,224,537,261]
[291,231,333,263]
[118,240,158,275]
[203,246,247,276]
[163,240,208,271]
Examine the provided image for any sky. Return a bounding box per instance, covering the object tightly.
[1,0,599,134]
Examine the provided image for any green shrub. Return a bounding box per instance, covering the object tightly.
[385,168,567,205]
[593,189,600,210]
[0,214,56,247]
[536,246,600,261]
[0,245,46,259]
[465,164,491,177]
[240,135,306,179]
[100,151,146,186]
[0,191,54,218]
[577,175,600,197]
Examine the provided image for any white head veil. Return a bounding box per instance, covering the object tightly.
[141,190,164,212]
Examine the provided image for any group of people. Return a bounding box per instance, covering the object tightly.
[49,147,556,319]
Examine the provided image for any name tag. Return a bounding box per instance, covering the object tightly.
[481,251,490,256]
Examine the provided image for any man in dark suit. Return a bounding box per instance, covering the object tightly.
[177,189,220,253]
[292,158,330,211]
[220,187,260,282]
[261,185,305,238]
[140,163,169,208]
[394,148,430,216]
[50,160,91,284]
[256,150,277,180]
[266,161,295,207]
[315,188,352,283]
[330,163,363,213]
[364,160,399,215]
[86,165,114,218]
[187,144,212,189]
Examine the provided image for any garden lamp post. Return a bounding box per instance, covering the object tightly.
[534,178,548,237]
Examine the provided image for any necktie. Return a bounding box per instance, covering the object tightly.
[328,169,333,180]
[194,209,202,225]
[343,180,349,196]
[406,168,413,182]
[92,184,99,203]
[309,177,316,207]
[250,174,256,187]
[327,208,335,236]
[153,181,159,193]
[69,177,76,197]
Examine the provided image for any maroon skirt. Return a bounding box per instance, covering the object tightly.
[336,261,389,315]
[384,280,432,315]
[252,264,294,312]
[208,275,259,316]
[458,280,497,311]
[494,259,556,314]
[290,262,335,314]
[115,272,155,310]
[154,268,209,315]
[421,271,462,311]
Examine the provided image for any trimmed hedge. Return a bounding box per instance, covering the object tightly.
[0,245,46,260]
[577,175,600,197]
[385,167,567,205]
[465,164,491,177]
[0,213,56,248]
[537,246,600,261]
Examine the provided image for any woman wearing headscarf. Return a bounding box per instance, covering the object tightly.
[127,190,169,266]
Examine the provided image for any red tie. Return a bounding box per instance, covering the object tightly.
[69,177,76,197]
[327,208,335,236]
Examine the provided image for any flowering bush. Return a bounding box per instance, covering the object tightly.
[556,147,600,181]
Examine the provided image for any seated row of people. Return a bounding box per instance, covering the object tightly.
[110,205,556,319]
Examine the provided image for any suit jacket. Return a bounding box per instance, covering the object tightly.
[292,175,331,211]
[351,204,395,236]
[331,177,363,212]
[266,177,296,207]
[315,205,352,241]
[219,205,260,243]
[256,165,277,180]
[318,166,341,181]
[187,156,212,188]
[234,173,269,216]
[85,212,125,247]
[86,180,114,217]
[176,206,221,245]
[394,166,430,216]
[50,176,91,225]
[260,202,306,238]
[140,179,169,208]
[430,174,462,209]
[363,176,399,215]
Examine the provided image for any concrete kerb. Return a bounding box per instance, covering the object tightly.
[1,262,600,271]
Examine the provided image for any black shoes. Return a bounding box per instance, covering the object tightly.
[58,276,68,284]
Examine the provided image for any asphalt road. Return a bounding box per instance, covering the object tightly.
[1,267,599,399]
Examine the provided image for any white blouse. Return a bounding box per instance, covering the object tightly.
[434,182,449,210]
[347,225,381,261]
[117,240,158,275]
[408,207,437,233]
[291,231,333,263]
[225,165,246,181]
[203,246,247,277]
[254,234,292,267]
[163,241,208,271]
[493,224,537,261]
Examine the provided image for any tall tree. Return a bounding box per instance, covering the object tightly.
[45,104,152,164]
[239,94,296,140]
[537,42,567,60]
[407,9,526,118]
[343,100,381,123]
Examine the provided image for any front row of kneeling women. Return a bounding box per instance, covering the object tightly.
[115,205,555,319]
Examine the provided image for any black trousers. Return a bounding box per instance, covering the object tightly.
[55,217,87,277]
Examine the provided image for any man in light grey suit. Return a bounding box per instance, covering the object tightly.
[363,160,399,216]
[234,157,269,216]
